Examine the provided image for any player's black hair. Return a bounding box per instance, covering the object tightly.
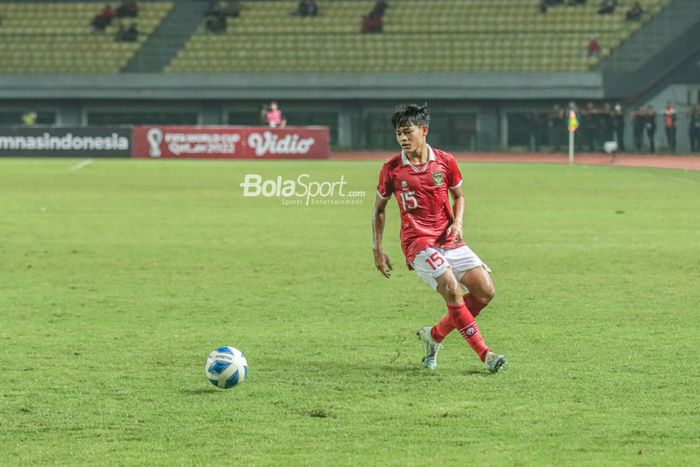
[391,104,430,129]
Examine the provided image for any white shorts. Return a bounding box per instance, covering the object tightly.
[411,245,491,291]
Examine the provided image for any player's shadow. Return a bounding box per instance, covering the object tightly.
[464,369,492,377]
[379,365,493,377]
[180,387,220,395]
[377,364,423,374]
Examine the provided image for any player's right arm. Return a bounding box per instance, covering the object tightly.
[372,194,393,278]
[373,163,394,278]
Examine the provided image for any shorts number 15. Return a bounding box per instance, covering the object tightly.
[400,191,418,211]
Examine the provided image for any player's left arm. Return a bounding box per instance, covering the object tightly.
[445,155,465,242]
[446,185,464,242]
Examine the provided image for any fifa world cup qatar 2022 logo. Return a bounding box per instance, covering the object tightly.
[135,127,329,159]
[146,128,164,158]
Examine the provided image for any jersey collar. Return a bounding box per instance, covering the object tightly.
[401,145,435,172]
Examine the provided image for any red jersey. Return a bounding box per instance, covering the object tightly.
[376,146,465,266]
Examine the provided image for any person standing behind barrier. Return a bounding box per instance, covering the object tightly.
[644,105,656,153]
[265,101,287,128]
[611,103,625,152]
[580,102,598,151]
[663,102,677,152]
[548,104,565,152]
[631,107,644,153]
[599,102,614,150]
[690,103,700,153]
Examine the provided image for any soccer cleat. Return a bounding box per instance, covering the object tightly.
[484,351,507,373]
[417,326,441,370]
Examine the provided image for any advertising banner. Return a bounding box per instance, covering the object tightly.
[132,126,330,160]
[0,127,131,157]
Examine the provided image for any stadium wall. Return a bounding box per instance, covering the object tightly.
[0,72,603,151]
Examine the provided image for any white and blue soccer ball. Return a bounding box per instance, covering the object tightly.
[205,346,249,389]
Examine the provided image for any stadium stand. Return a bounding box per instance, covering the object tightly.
[0,2,172,74]
[167,0,672,74]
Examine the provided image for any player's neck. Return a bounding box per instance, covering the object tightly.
[406,145,429,165]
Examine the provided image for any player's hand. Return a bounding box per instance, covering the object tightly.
[373,249,393,278]
[446,220,463,243]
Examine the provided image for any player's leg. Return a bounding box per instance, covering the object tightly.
[459,266,495,318]
[447,245,495,318]
[434,270,505,372]
[413,248,505,372]
[428,246,493,341]
[413,248,473,367]
[440,247,506,372]
[412,248,451,369]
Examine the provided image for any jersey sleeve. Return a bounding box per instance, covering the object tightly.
[376,163,393,200]
[446,154,463,189]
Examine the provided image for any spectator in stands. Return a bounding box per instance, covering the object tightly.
[597,0,616,15]
[625,2,644,21]
[362,12,384,33]
[296,0,309,16]
[690,103,700,153]
[612,102,626,152]
[91,5,115,32]
[91,14,110,32]
[631,107,645,152]
[205,10,227,34]
[296,0,317,17]
[586,37,601,57]
[371,0,388,17]
[644,105,657,153]
[265,102,286,128]
[116,1,138,18]
[663,101,677,152]
[362,15,371,33]
[307,0,318,16]
[100,4,116,25]
[115,21,138,42]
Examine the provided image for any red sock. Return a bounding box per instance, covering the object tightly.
[431,294,489,342]
[431,314,454,343]
[447,303,489,361]
[463,293,488,318]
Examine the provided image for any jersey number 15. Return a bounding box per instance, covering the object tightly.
[400,191,418,211]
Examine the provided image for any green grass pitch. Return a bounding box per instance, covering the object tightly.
[1,158,698,465]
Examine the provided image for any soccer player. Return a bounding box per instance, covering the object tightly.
[371,104,506,373]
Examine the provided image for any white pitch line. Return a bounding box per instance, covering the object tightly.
[70,159,95,172]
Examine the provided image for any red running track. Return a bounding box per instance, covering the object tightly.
[331,151,700,171]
